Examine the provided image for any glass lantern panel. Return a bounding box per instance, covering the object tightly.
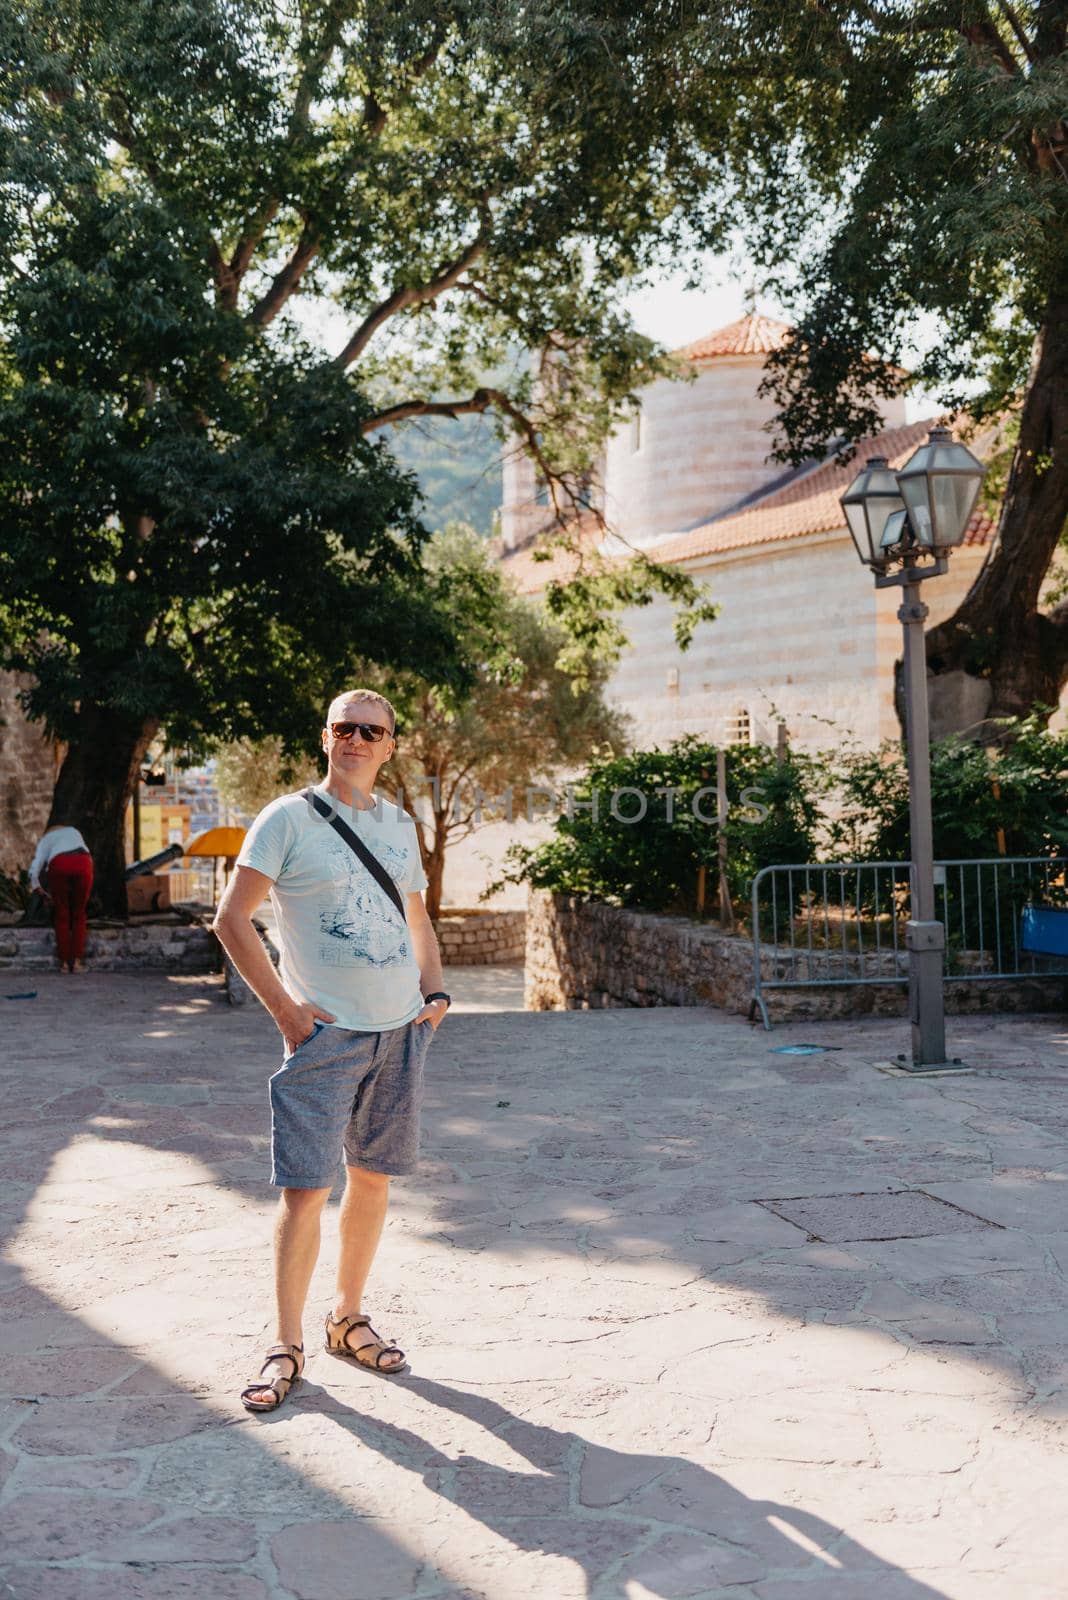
[880,509,908,549]
[843,500,873,562]
[930,441,973,471]
[930,472,981,546]
[899,474,934,545]
[866,490,903,549]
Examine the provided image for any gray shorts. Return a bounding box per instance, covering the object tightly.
[269,1018,432,1188]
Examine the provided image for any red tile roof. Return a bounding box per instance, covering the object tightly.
[674,313,792,362]
[650,417,998,565]
[492,515,604,596]
[496,416,999,594]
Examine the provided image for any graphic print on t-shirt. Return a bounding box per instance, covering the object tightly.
[317,838,411,968]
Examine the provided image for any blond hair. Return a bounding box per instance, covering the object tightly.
[325,688,397,733]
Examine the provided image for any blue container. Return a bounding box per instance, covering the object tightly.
[1020,906,1068,957]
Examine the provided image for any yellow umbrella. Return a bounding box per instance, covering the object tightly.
[185,826,247,857]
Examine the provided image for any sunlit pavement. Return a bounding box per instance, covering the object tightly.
[1,970,1067,1599]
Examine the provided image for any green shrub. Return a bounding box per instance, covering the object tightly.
[496,735,823,918]
[500,717,1068,928]
[828,716,1068,864]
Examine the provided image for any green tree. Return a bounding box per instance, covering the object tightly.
[214,740,321,820]
[0,0,724,912]
[687,2,1068,728]
[380,526,629,920]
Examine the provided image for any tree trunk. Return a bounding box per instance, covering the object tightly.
[423,811,448,923]
[397,770,451,923]
[47,704,160,918]
[917,290,1068,736]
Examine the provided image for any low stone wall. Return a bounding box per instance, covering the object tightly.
[0,922,217,973]
[525,892,753,1011]
[434,909,525,966]
[525,891,1068,1019]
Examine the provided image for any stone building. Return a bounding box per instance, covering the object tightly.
[0,673,59,879]
[497,312,1005,756]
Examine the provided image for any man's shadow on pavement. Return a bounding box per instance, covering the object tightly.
[302,1371,951,1598]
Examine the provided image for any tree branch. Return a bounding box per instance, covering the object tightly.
[483,386,607,534]
[214,2,348,310]
[996,1,1038,62]
[289,5,346,134]
[960,11,1021,74]
[360,378,606,540]
[239,35,448,327]
[360,27,444,139]
[219,199,282,309]
[247,220,322,327]
[360,388,494,432]
[217,3,389,314]
[333,228,488,368]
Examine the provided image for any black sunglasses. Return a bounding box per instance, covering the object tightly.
[329,720,391,743]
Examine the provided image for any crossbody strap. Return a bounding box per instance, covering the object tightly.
[302,789,407,923]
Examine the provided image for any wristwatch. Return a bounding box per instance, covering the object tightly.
[424,991,451,1010]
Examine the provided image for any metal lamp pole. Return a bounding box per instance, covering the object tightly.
[840,429,986,1073]
[877,552,950,1069]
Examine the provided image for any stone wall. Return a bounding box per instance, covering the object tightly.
[434,909,525,965]
[525,891,754,1011]
[0,922,216,973]
[525,891,1068,1020]
[600,535,992,757]
[0,673,59,878]
[2,909,525,978]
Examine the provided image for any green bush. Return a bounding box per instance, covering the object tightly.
[828,716,1068,864]
[828,719,1068,945]
[497,735,823,918]
[500,718,1068,928]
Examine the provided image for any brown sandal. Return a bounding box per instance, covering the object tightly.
[240,1342,305,1413]
[325,1312,408,1375]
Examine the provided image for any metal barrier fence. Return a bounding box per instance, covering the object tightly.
[165,863,217,906]
[749,856,1068,1029]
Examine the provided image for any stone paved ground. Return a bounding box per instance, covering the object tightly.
[1,972,1067,1600]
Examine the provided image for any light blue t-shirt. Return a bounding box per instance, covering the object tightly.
[237,785,429,1031]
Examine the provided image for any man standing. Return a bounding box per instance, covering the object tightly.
[214,689,449,1413]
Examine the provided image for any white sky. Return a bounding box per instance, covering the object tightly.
[622,261,760,351]
[299,250,942,424]
[622,258,940,423]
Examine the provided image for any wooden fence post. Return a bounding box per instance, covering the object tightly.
[716,748,734,932]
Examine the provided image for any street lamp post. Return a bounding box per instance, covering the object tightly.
[840,428,986,1072]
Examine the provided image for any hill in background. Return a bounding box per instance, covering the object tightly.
[389,414,503,538]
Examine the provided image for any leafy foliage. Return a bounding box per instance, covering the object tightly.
[381,525,631,917]
[678,4,1068,729]
[213,525,629,917]
[829,717,1068,863]
[498,735,823,916]
[0,0,740,908]
[0,869,31,914]
[680,3,1068,454]
[213,741,322,820]
[504,718,1068,921]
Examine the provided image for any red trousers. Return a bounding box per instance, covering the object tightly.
[47,851,94,965]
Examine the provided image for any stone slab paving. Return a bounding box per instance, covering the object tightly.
[1,974,1067,1599]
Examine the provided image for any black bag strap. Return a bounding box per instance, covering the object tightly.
[302,788,407,922]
